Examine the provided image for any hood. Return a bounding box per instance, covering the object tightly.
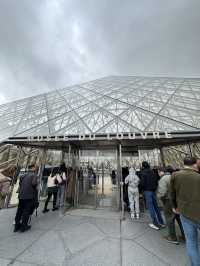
[129,167,136,176]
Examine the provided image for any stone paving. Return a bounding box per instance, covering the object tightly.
[0,207,190,266]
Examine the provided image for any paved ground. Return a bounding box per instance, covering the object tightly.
[0,207,190,266]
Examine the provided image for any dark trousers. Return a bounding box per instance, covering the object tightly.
[44,190,57,210]
[15,199,34,230]
[162,198,185,239]
[144,191,164,226]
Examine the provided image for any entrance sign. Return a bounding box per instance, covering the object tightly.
[9,131,173,142]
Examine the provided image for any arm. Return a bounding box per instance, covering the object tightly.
[140,173,144,189]
[19,175,23,187]
[170,173,177,209]
[124,175,129,184]
[63,172,67,180]
[134,176,140,186]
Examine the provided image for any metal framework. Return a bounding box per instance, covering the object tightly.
[0,76,200,142]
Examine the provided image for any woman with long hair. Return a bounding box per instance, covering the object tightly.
[56,163,67,209]
[43,168,59,213]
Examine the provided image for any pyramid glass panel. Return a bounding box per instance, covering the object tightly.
[0,76,200,142]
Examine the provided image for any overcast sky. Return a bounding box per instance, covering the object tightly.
[0,0,200,104]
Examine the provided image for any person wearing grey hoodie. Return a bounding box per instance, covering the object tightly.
[125,168,140,219]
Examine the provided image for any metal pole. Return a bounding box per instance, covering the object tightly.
[119,143,125,220]
[37,148,47,206]
[102,162,104,196]
[74,168,77,206]
[61,149,65,163]
[68,144,71,167]
[188,142,193,157]
[76,149,81,207]
[159,147,166,167]
[64,144,71,210]
[117,144,124,218]
[95,150,99,209]
[72,149,79,207]
[116,147,120,210]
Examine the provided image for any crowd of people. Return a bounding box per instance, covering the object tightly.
[0,156,200,265]
[123,157,200,266]
[11,162,69,232]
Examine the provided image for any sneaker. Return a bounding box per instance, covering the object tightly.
[136,214,140,219]
[149,223,160,230]
[43,209,49,213]
[131,213,135,219]
[163,236,179,245]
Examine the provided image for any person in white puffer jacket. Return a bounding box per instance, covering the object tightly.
[125,167,140,219]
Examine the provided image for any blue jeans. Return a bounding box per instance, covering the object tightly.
[56,185,66,208]
[144,191,164,226]
[180,215,200,266]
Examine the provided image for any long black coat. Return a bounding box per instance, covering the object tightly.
[18,171,38,200]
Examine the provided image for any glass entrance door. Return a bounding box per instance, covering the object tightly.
[96,161,118,210]
[76,149,119,210]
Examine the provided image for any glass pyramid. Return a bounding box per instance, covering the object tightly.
[0,76,200,142]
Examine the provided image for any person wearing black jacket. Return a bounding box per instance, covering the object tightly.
[14,165,38,232]
[140,161,164,230]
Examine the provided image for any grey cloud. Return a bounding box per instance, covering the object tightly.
[0,0,200,104]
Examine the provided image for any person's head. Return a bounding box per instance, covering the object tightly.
[164,165,174,174]
[142,161,150,169]
[59,162,66,172]
[28,164,36,171]
[51,167,58,177]
[129,167,136,176]
[183,157,197,169]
